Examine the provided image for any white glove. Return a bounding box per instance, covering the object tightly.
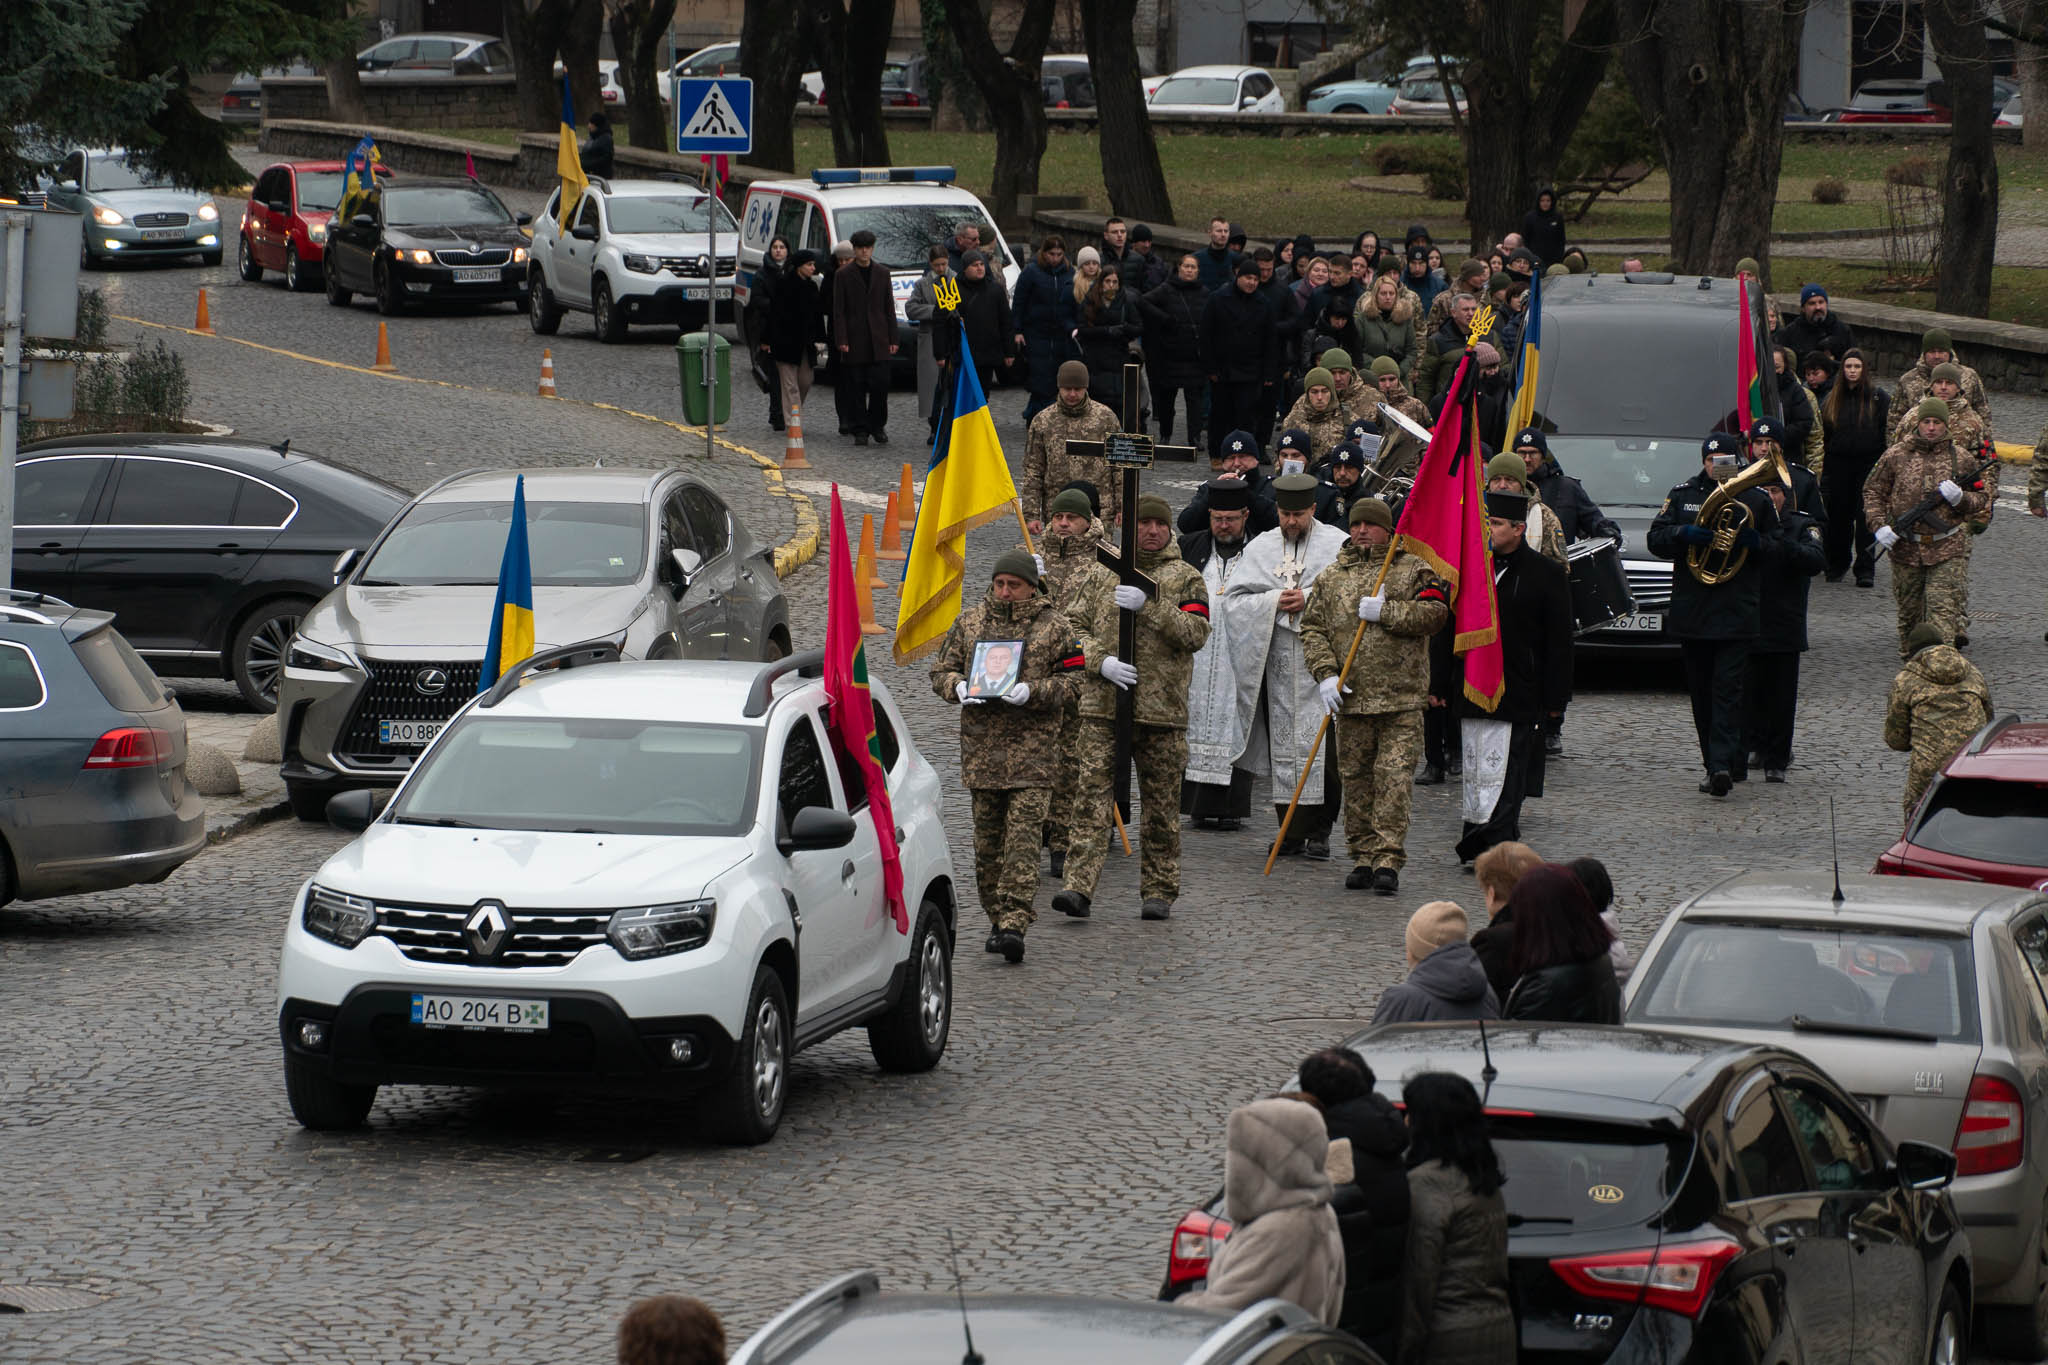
[1113,583,1147,612]
[1033,553,1046,577]
[1101,655,1137,689]
[1358,594,1386,623]
[1318,675,1350,714]
[1938,479,1964,506]
[1002,682,1031,706]
[1874,526,1900,550]
[956,681,985,705]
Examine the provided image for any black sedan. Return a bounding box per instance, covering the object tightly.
[1163,1024,1970,1365]
[11,436,409,710]
[322,178,532,315]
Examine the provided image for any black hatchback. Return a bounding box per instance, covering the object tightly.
[1162,1024,1971,1364]
[11,436,408,710]
[323,177,532,315]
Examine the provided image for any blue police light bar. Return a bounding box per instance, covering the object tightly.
[811,166,957,186]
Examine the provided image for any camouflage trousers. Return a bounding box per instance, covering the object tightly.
[1891,555,1970,655]
[971,787,1052,933]
[1063,718,1189,904]
[1045,701,1082,851]
[1335,709,1425,871]
[1903,756,1944,822]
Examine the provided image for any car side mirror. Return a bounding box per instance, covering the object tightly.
[669,546,703,590]
[779,805,856,856]
[58,179,78,192]
[268,199,288,214]
[331,547,362,585]
[515,211,533,227]
[1894,1139,1957,1191]
[571,223,599,242]
[325,788,383,832]
[1240,95,1258,108]
[352,213,376,231]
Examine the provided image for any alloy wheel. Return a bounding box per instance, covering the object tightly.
[918,931,949,1048]
[751,994,785,1120]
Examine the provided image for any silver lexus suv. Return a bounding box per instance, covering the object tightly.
[276,467,789,821]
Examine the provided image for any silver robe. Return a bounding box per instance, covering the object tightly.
[1222,521,1348,800]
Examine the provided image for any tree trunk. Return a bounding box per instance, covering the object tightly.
[800,0,894,166]
[606,0,675,151]
[2015,0,2048,153]
[1613,0,1801,276]
[322,0,370,124]
[560,0,605,136]
[503,0,573,131]
[1926,0,1999,317]
[940,0,1052,221]
[1082,0,1171,223]
[741,0,806,171]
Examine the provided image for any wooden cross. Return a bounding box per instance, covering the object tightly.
[1064,361,1198,820]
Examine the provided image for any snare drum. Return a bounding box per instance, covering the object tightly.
[1566,536,1635,635]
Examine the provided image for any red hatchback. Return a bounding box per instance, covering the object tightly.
[238,160,383,292]
[1877,714,2048,889]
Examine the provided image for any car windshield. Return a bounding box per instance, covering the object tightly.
[1397,73,1463,101]
[1545,436,1703,510]
[1911,777,2048,868]
[360,500,645,586]
[1491,1120,1689,1234]
[382,186,513,227]
[89,155,174,191]
[296,171,345,213]
[394,717,759,836]
[831,205,1007,272]
[1629,922,1979,1042]
[606,194,738,235]
[1853,85,1927,107]
[1152,77,1237,105]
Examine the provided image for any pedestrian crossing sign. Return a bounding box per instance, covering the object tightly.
[674,77,753,155]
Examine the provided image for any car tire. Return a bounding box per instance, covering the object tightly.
[1980,1284,2048,1360]
[202,249,224,267]
[324,253,351,306]
[529,266,561,335]
[592,277,625,343]
[1928,1282,1965,1365]
[866,897,952,1073]
[283,1049,377,1130]
[80,233,101,271]
[285,780,339,824]
[230,596,313,712]
[374,259,404,316]
[706,965,788,1146]
[0,838,15,908]
[238,232,263,281]
[285,245,313,292]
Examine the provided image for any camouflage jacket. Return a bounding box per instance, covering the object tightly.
[1281,392,1352,465]
[1337,380,1377,423]
[1893,361,1990,426]
[1299,541,1449,715]
[930,589,1084,789]
[1799,382,1826,475]
[1524,487,1570,565]
[1029,521,1118,710]
[1022,396,1122,526]
[1862,431,1993,567]
[1371,387,1435,483]
[1885,644,1992,769]
[2029,423,2048,514]
[1890,391,1988,453]
[1073,541,1212,727]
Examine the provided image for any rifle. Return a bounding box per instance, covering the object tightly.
[1875,449,2000,562]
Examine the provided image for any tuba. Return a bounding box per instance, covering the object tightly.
[1686,443,1793,585]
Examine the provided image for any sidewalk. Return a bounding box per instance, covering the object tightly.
[176,686,290,842]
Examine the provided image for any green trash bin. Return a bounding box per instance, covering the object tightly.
[677,330,731,427]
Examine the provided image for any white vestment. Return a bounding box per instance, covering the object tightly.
[1222,521,1347,801]
[1185,542,1252,786]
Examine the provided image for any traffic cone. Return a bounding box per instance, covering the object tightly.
[537,348,558,398]
[860,514,888,592]
[853,516,886,636]
[371,321,396,372]
[781,403,809,469]
[193,288,214,335]
[876,491,907,561]
[896,463,917,536]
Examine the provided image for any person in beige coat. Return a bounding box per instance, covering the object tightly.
[1181,1097,1346,1325]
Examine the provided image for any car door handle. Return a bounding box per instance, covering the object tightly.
[840,860,856,883]
[37,541,64,552]
[215,542,243,552]
[1768,1229,1798,1250]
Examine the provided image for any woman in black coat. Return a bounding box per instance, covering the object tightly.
[1298,1048,1409,1360]
[1519,187,1567,268]
[1819,348,1892,585]
[951,249,1014,389]
[1075,269,1141,410]
[747,235,791,429]
[1011,235,1077,424]
[764,250,825,431]
[1501,864,1621,1023]
[1139,254,1207,443]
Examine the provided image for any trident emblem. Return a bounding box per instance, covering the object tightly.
[1467,302,1499,348]
[934,276,961,312]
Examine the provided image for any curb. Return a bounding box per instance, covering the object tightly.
[205,799,292,847]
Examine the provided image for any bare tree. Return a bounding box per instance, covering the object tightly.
[1926,0,2000,316]
[1080,0,1170,222]
[741,0,807,171]
[939,0,1054,221]
[322,0,369,123]
[559,0,605,134]
[606,0,676,150]
[800,0,895,166]
[503,0,579,130]
[1988,2,2048,152]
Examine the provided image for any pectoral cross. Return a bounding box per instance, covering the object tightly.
[1064,361,1197,820]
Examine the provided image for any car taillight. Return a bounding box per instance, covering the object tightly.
[1955,1074,2025,1175]
[1166,1209,1232,1287]
[222,93,243,107]
[1551,1238,1740,1318]
[84,727,171,769]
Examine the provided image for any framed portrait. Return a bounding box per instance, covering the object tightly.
[966,639,1024,699]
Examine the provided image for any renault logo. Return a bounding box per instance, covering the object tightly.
[414,667,449,696]
[465,901,509,958]
[697,253,711,276]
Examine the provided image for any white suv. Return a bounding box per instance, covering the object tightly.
[528,178,740,342]
[274,645,957,1145]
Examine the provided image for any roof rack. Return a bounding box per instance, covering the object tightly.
[727,1270,879,1365]
[1966,712,2020,756]
[3,587,70,609]
[477,639,623,708]
[1182,1298,1316,1365]
[742,648,825,718]
[0,604,57,626]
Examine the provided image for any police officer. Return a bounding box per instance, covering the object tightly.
[1317,443,1370,527]
[1743,473,1826,783]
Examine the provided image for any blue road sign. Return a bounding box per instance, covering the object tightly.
[674,77,753,155]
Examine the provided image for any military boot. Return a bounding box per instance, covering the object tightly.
[1140,899,1172,921]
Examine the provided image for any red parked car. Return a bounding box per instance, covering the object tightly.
[238,160,386,292]
[1876,714,2048,889]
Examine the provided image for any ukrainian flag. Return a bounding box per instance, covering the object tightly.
[1507,273,1542,435]
[479,475,536,691]
[893,333,1020,664]
[556,75,588,237]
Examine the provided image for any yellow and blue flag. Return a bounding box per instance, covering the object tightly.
[339,134,380,223]
[1507,273,1542,435]
[479,475,536,691]
[556,75,588,237]
[893,332,1020,663]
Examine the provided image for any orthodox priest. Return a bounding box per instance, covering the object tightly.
[1181,477,1259,828]
[1223,473,1349,858]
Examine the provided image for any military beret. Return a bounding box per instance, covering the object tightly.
[1748,415,1785,446]
[1330,443,1367,469]
[1136,493,1173,523]
[991,547,1039,587]
[1484,489,1529,522]
[1205,477,1251,511]
[1056,360,1090,389]
[1320,347,1356,373]
[1223,429,1261,460]
[1484,452,1527,487]
[1369,355,1401,378]
[1916,397,1951,424]
[1922,327,1953,353]
[1275,428,1310,454]
[1904,622,1945,655]
[1348,496,1393,529]
[1930,362,1963,385]
[1303,367,1335,392]
[1273,472,1320,511]
[1048,488,1094,521]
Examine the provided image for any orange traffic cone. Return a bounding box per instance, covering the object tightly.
[371,321,396,372]
[193,288,214,335]
[781,403,809,469]
[860,514,889,591]
[896,463,917,536]
[876,491,906,561]
[854,516,886,636]
[537,348,558,398]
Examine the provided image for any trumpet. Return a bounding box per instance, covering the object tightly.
[1686,444,1792,585]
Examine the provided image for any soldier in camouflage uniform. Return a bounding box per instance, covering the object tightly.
[930,549,1085,963]
[1280,366,1353,464]
[1485,453,1568,563]
[1320,347,1375,422]
[1055,493,1212,921]
[1366,355,1435,484]
[1898,367,2000,643]
[2030,423,2048,518]
[1865,398,1993,655]
[1885,621,1992,818]
[1022,360,1123,531]
[1030,485,1118,877]
[1893,328,1990,425]
[1300,497,1449,894]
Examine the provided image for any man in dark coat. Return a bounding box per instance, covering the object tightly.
[1193,216,1240,293]
[1178,430,1279,537]
[1519,187,1567,268]
[1200,259,1279,463]
[1138,252,1208,445]
[831,228,896,446]
[1011,236,1074,425]
[1774,283,1855,362]
[1456,489,1573,864]
[952,249,1014,388]
[1126,222,1168,292]
[580,113,614,177]
[1513,427,1620,544]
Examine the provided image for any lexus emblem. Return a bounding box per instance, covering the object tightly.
[465,901,509,959]
[414,667,449,696]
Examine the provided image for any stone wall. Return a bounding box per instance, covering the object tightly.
[1769,293,2048,392]
[258,76,520,130]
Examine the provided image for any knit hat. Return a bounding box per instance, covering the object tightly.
[1221,429,1260,462]
[959,248,986,270]
[991,547,1039,587]
[1507,247,1538,271]
[1205,477,1251,511]
[1563,249,1588,272]
[1799,283,1828,304]
[1136,492,1173,523]
[1075,245,1101,268]
[1735,256,1762,279]
[1930,362,1963,386]
[1545,263,1569,278]
[1487,271,1512,294]
[1369,355,1401,378]
[1129,223,1152,243]
[1512,426,1550,457]
[1048,487,1094,521]
[1303,366,1335,393]
[1056,359,1090,389]
[1234,257,1262,279]
[1916,397,1951,424]
[1348,496,1393,529]
[1921,327,1953,354]
[1748,414,1785,447]
[1484,489,1529,521]
[1273,472,1320,511]
[1347,418,1375,445]
[1060,478,1101,516]
[1405,900,1469,962]
[1275,428,1310,457]
[1473,342,1502,368]
[1484,452,1527,487]
[1330,443,1367,469]
[1703,431,1740,458]
[1905,622,1945,655]
[1320,347,1355,374]
[1407,244,1430,263]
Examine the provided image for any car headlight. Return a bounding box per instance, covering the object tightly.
[285,637,357,672]
[607,900,715,959]
[308,220,327,242]
[512,245,528,264]
[407,248,434,265]
[93,205,124,226]
[304,884,377,947]
[622,252,656,274]
[197,202,220,221]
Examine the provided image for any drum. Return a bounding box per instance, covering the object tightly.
[1566,536,1635,636]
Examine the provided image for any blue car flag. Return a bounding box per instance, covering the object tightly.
[479,475,536,691]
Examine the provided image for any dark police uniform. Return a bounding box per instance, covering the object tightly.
[1743,504,1826,778]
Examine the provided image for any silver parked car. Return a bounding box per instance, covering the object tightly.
[1626,870,2048,1357]
[276,467,790,821]
[40,147,224,268]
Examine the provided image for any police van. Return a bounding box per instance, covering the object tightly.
[734,167,1019,369]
